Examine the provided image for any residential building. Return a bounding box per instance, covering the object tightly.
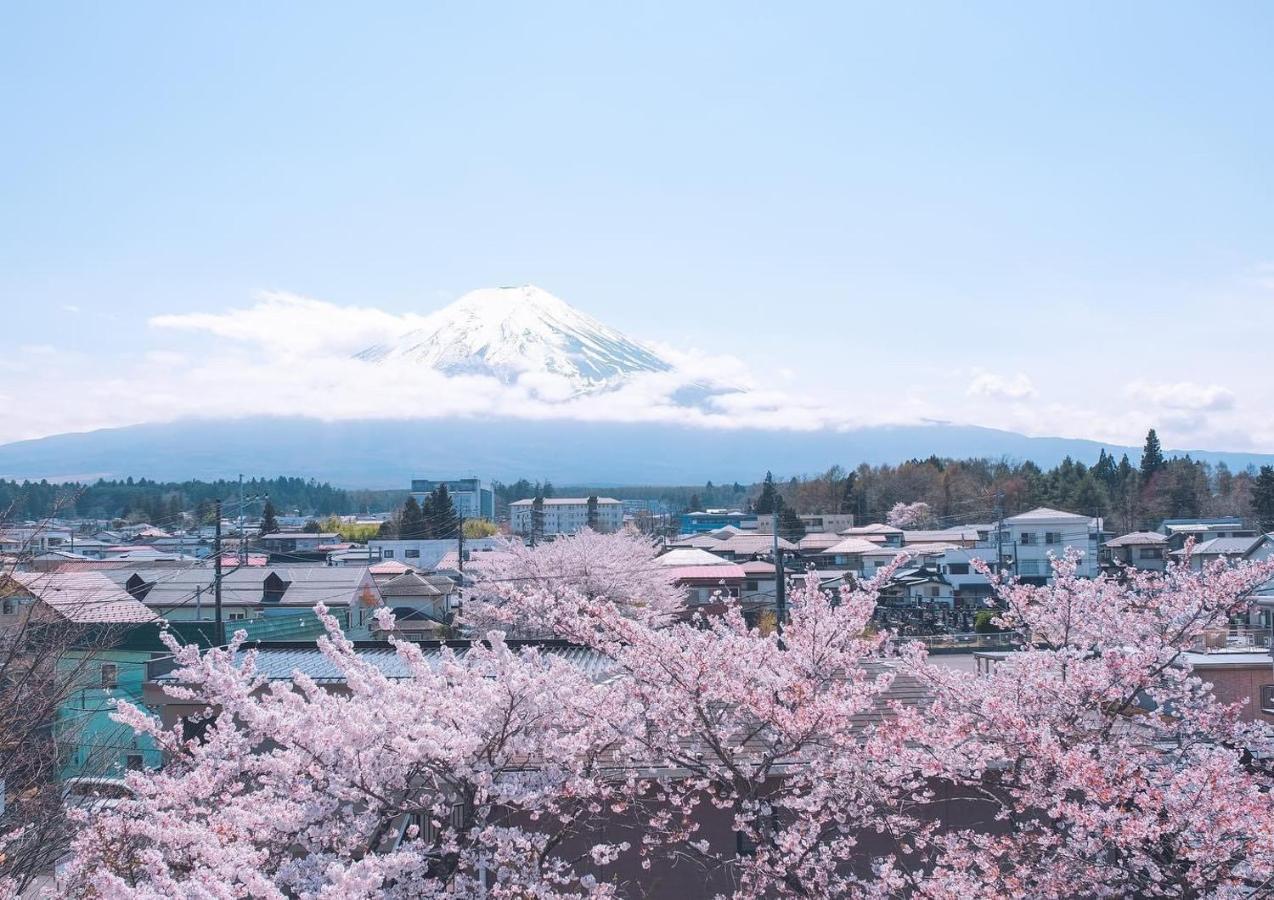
[993,507,1104,581]
[836,524,904,547]
[509,498,623,536]
[1160,517,1256,551]
[370,537,501,568]
[258,532,343,555]
[1103,531,1170,571]
[106,566,384,636]
[677,510,752,534]
[756,513,853,534]
[410,478,495,521]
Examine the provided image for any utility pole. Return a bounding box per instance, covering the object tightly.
[995,490,1005,577]
[772,511,786,641]
[214,499,223,637]
[455,514,465,622]
[237,475,246,566]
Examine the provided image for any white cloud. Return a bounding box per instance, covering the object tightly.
[966,371,1036,401]
[149,291,433,357]
[1124,380,1236,413]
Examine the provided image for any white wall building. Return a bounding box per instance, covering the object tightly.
[993,507,1104,580]
[509,498,623,536]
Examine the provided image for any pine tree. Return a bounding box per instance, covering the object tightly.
[258,499,280,537]
[398,496,427,540]
[1140,429,1166,483]
[531,494,545,544]
[778,506,806,542]
[687,493,702,513]
[1253,466,1274,533]
[586,495,600,531]
[755,472,784,516]
[423,484,459,539]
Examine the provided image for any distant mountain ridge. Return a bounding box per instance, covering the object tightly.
[355,285,673,391]
[0,416,1270,487]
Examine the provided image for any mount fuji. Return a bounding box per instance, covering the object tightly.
[355,285,675,392]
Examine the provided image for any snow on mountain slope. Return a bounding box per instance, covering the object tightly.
[356,285,674,390]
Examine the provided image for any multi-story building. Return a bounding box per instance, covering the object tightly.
[991,507,1104,582]
[509,498,623,536]
[756,513,853,534]
[678,510,753,534]
[410,478,494,521]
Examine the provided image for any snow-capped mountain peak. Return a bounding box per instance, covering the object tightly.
[356,285,674,390]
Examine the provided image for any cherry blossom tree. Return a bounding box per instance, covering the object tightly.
[60,606,631,899]
[56,530,1274,898]
[892,550,1274,897]
[885,502,932,529]
[460,529,684,636]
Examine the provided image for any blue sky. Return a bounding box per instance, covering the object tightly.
[1,2,1272,449]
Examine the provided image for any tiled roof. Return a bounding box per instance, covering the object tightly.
[1173,537,1263,557]
[1004,507,1092,524]
[665,564,748,582]
[9,571,157,624]
[657,548,733,567]
[715,534,797,553]
[825,537,886,555]
[1105,531,1169,548]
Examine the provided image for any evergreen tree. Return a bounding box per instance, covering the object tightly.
[398,496,427,540]
[1140,429,1166,483]
[754,472,784,516]
[778,506,806,542]
[531,494,545,544]
[1253,466,1274,533]
[586,495,600,531]
[258,500,280,537]
[687,494,702,513]
[422,484,459,538]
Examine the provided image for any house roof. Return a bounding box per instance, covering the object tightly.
[1004,507,1092,524]
[715,534,796,553]
[9,571,157,624]
[378,571,445,598]
[665,564,748,583]
[657,548,733,567]
[838,524,902,536]
[1171,536,1263,557]
[901,529,979,544]
[739,560,776,575]
[1105,531,1169,548]
[369,560,415,576]
[104,566,378,609]
[796,533,845,551]
[826,537,888,555]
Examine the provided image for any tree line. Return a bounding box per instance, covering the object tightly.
[0,477,408,522]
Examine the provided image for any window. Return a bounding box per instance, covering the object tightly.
[1020,532,1036,545]
[101,663,118,689]
[1019,560,1041,576]
[125,754,143,771]
[1261,684,1274,713]
[1045,532,1060,545]
[1,597,13,615]
[383,550,394,558]
[1138,548,1163,560]
[948,563,970,575]
[926,586,939,597]
[745,580,758,592]
[228,611,247,621]
[405,549,420,558]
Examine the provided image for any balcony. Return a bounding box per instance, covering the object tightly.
[1191,628,1271,654]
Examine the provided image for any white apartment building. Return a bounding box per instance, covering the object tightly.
[509,497,623,536]
[993,507,1104,580]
